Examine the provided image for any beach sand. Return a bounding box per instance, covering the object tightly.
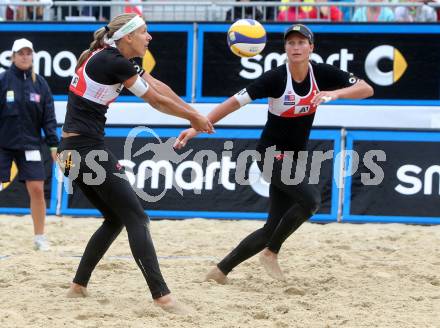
[0,215,439,328]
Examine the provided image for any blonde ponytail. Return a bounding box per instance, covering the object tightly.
[76,27,107,70]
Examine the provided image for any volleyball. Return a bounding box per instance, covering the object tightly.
[227,19,267,58]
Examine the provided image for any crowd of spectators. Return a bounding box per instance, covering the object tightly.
[227,0,438,22]
[0,0,110,21]
[0,0,439,22]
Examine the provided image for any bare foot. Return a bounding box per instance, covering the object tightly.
[154,294,189,315]
[259,249,286,281]
[66,283,89,298]
[204,266,228,285]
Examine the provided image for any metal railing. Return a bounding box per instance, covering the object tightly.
[0,1,439,22]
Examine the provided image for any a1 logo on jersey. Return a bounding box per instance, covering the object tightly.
[283,92,295,105]
[294,105,310,114]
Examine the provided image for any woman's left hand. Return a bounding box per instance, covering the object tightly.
[312,91,339,106]
[173,128,199,149]
[190,113,214,134]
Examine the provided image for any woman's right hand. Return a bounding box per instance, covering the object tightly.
[173,128,199,149]
[190,113,214,134]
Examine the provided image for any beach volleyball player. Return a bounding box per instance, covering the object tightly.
[175,24,373,282]
[59,13,213,313]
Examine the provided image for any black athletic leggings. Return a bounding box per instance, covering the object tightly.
[217,152,321,275]
[58,136,170,299]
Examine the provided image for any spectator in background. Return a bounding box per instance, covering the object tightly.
[331,0,355,21]
[12,0,50,20]
[352,0,394,22]
[277,0,310,21]
[277,0,342,21]
[0,0,8,20]
[278,0,294,12]
[0,39,58,251]
[26,0,44,19]
[394,0,437,22]
[226,0,263,21]
[277,0,319,20]
[306,0,343,21]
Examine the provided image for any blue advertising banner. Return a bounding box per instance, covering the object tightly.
[3,23,440,106]
[343,130,440,224]
[196,23,440,106]
[60,127,341,222]
[0,23,194,102]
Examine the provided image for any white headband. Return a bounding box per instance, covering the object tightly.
[104,16,145,46]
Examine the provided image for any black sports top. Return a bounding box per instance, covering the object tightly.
[63,47,140,139]
[245,62,358,153]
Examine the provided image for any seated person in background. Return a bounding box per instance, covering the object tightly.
[352,0,395,22]
[305,0,343,21]
[277,0,312,21]
[9,0,45,20]
[330,0,355,21]
[226,0,263,21]
[394,0,437,22]
[277,0,342,21]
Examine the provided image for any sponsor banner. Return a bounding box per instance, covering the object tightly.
[197,24,440,105]
[343,130,440,224]
[0,146,57,214]
[54,101,440,129]
[61,128,340,222]
[0,24,192,100]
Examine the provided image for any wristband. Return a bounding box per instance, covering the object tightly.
[128,76,150,97]
[234,88,252,107]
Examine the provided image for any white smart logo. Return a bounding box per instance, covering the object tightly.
[395,164,440,195]
[364,45,407,87]
[0,50,77,77]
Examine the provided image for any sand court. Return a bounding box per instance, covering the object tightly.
[0,215,439,327]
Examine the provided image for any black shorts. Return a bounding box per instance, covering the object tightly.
[0,148,46,182]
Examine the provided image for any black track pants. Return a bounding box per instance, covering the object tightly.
[58,136,170,299]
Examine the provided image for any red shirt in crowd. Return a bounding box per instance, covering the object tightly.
[277,6,343,22]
